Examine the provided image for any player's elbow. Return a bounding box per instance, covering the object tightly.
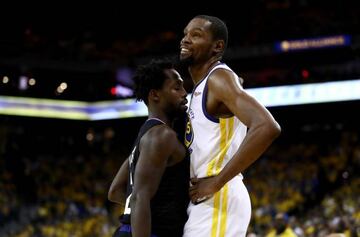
[266,119,281,139]
[108,187,115,202]
[108,185,118,203]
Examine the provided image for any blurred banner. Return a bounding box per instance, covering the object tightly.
[1,79,360,120]
[275,35,351,52]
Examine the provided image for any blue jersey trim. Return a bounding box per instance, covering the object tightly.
[119,224,158,237]
[202,81,219,123]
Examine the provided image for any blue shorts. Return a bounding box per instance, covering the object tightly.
[113,224,158,237]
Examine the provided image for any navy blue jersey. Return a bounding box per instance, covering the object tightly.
[120,118,189,237]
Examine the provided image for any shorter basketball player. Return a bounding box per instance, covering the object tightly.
[108,58,189,237]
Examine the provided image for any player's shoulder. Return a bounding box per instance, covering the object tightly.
[209,65,236,81]
[208,67,241,91]
[144,124,177,145]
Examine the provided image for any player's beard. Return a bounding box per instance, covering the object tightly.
[178,53,194,68]
[175,54,193,77]
[167,102,186,120]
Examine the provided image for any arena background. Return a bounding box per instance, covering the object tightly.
[1,1,359,236]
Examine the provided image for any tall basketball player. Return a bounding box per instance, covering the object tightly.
[180,15,281,237]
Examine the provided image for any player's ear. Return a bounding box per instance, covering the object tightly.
[149,89,160,102]
[213,40,224,54]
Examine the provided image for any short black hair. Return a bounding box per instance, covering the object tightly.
[133,58,174,105]
[195,15,228,50]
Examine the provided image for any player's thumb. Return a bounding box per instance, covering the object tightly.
[190,177,198,185]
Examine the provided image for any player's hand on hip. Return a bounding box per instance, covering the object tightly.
[189,176,221,204]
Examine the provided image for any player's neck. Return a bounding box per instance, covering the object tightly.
[147,113,171,126]
[190,59,221,85]
[147,117,166,124]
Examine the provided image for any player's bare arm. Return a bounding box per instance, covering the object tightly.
[190,69,281,200]
[108,158,129,206]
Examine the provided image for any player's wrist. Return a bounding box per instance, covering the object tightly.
[215,174,227,191]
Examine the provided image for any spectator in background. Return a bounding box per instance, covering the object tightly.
[266,213,297,237]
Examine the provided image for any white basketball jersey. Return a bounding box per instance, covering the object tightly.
[185,63,247,179]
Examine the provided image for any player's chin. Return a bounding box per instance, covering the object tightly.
[179,52,191,61]
[175,105,187,115]
[180,105,188,112]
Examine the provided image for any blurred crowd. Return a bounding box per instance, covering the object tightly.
[245,125,360,236]
[0,120,127,236]
[0,117,359,237]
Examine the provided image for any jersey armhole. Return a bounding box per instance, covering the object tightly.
[202,81,219,123]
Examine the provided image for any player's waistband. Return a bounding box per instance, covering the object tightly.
[194,172,244,180]
[119,224,158,237]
